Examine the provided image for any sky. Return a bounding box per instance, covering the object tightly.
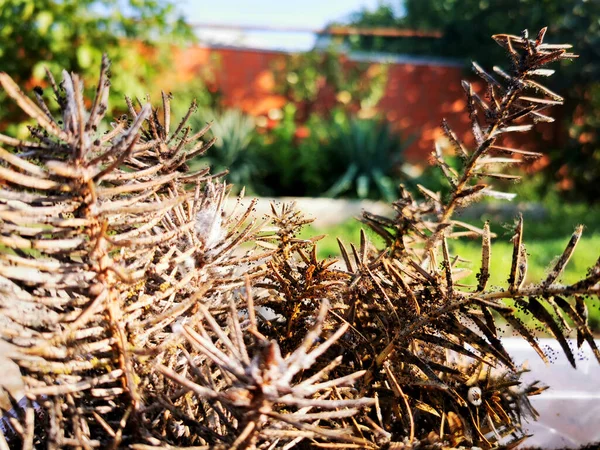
[177,0,397,51]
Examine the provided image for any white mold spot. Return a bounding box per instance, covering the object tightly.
[468,386,483,406]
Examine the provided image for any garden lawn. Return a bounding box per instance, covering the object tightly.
[300,216,600,331]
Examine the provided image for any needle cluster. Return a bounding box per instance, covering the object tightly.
[0,28,598,450]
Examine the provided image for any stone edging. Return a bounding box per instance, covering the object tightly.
[225,196,547,228]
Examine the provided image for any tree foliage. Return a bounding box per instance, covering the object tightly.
[343,0,600,201]
[0,0,194,129]
[272,49,388,121]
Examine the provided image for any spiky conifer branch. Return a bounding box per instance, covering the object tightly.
[0,27,598,450]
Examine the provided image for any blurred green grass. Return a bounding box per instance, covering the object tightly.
[299,203,600,331]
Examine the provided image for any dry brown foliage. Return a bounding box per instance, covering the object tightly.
[0,28,598,449]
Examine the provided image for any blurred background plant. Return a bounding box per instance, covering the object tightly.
[169,74,224,120]
[246,108,410,200]
[252,104,307,196]
[271,48,388,121]
[230,49,399,199]
[189,108,259,192]
[323,117,409,201]
[0,0,194,136]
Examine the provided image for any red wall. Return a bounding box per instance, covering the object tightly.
[172,46,287,115]
[378,62,475,160]
[169,45,547,163]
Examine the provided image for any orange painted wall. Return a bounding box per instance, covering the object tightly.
[172,46,287,115]
[378,62,475,160]
[170,45,547,162]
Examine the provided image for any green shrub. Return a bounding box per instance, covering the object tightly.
[323,117,410,201]
[0,0,194,129]
[253,104,306,196]
[189,108,259,193]
[253,108,410,200]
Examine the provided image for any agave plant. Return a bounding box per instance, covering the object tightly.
[324,117,411,201]
[190,108,258,192]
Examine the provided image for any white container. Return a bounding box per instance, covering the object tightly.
[502,338,600,448]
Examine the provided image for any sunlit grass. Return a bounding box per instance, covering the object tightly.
[300,215,600,331]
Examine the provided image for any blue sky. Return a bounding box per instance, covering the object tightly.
[177,0,398,50]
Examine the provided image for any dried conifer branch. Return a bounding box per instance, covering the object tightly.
[153,299,374,449]
[351,27,599,448]
[417,27,578,258]
[0,54,270,448]
[0,26,598,450]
